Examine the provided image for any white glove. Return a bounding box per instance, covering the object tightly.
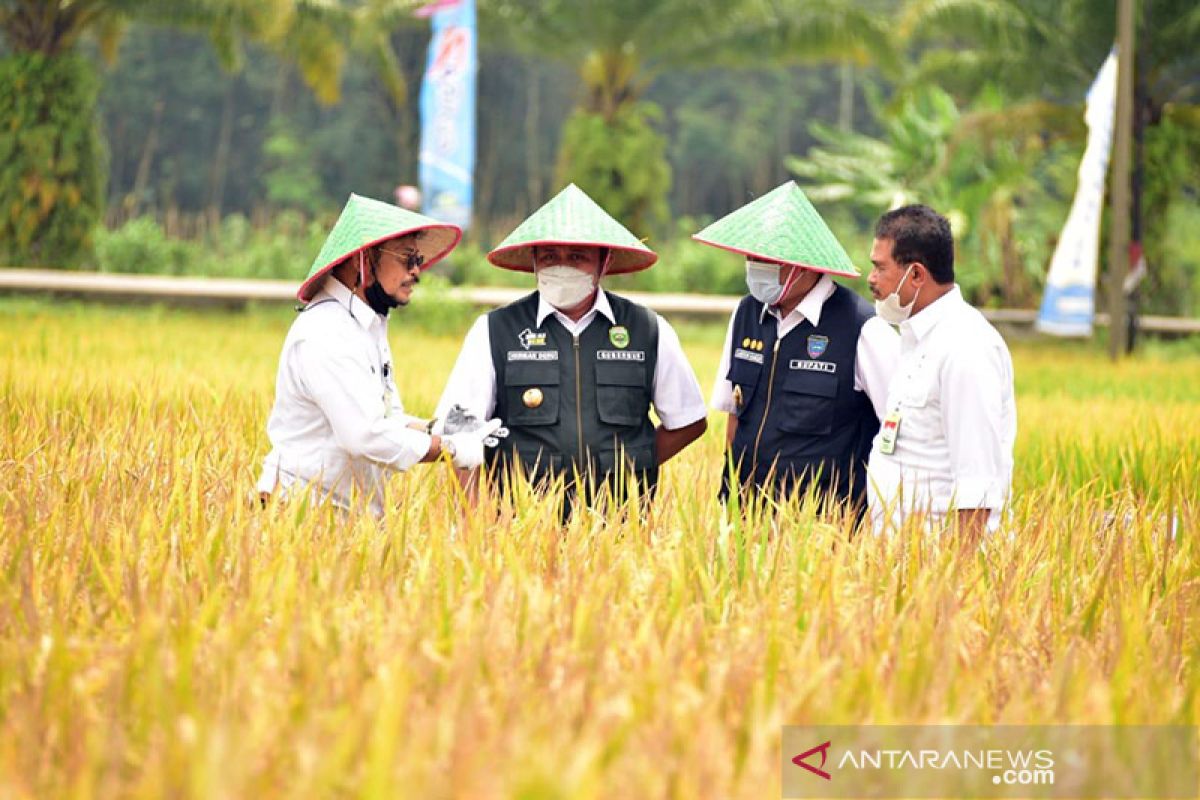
[443,418,503,470]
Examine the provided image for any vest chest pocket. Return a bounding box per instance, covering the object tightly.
[595,361,649,428]
[777,369,837,435]
[727,358,762,419]
[503,362,560,426]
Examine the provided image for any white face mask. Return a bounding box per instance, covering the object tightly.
[746,260,785,306]
[537,265,595,309]
[874,265,920,325]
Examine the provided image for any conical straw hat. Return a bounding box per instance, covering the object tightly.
[297,193,462,302]
[692,181,860,278]
[488,184,656,274]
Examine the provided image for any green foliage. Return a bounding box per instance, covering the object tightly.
[0,53,103,268]
[557,101,671,239]
[87,213,760,298]
[788,84,1064,307]
[94,217,192,275]
[606,216,745,296]
[1152,200,1200,319]
[1140,117,1200,317]
[93,212,327,279]
[899,0,1200,316]
[262,124,326,215]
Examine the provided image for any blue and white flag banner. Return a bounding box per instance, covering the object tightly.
[1036,50,1118,337]
[418,0,476,230]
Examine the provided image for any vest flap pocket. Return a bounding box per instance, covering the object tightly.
[502,363,559,426]
[504,362,561,386]
[727,358,761,388]
[781,369,838,397]
[594,361,646,387]
[595,362,649,428]
[727,358,762,419]
[777,370,836,435]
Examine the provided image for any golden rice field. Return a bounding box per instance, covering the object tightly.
[1,298,1199,799]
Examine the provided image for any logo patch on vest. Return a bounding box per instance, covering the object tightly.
[789,359,837,373]
[519,328,547,350]
[806,334,829,359]
[508,350,559,362]
[597,350,645,361]
[735,348,764,365]
[609,326,630,348]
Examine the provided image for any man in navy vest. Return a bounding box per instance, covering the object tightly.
[695,182,898,512]
[436,184,708,511]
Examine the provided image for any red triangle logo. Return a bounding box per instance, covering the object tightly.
[792,740,832,780]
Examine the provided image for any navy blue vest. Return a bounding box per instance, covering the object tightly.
[486,292,660,496]
[725,284,879,506]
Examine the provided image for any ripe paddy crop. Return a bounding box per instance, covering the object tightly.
[1,299,1198,798]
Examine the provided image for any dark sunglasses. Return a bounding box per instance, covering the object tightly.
[380,247,426,271]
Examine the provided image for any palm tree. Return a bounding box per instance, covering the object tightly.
[789,84,1055,305]
[0,0,416,266]
[897,0,1200,313]
[480,0,895,235]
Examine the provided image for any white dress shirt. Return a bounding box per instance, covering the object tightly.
[711,274,899,419]
[436,289,708,431]
[866,285,1016,532]
[256,276,433,515]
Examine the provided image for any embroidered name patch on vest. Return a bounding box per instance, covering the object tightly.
[597,350,645,361]
[789,359,836,373]
[508,350,560,361]
[734,348,764,365]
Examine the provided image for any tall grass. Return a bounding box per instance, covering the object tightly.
[1,300,1197,798]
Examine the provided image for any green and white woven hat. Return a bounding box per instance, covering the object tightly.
[297,193,462,302]
[488,183,657,274]
[692,181,860,278]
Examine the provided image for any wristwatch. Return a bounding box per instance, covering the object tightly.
[425,417,437,434]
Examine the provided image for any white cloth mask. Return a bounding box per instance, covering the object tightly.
[746,260,785,306]
[874,265,919,325]
[537,265,595,309]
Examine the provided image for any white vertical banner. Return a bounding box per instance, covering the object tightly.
[1035,50,1118,337]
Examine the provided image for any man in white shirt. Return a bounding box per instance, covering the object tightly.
[257,193,501,516]
[436,184,708,510]
[865,204,1016,541]
[694,181,898,511]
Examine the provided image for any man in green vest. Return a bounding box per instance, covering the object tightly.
[436,184,708,509]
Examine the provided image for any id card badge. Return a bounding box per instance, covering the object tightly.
[879,411,902,455]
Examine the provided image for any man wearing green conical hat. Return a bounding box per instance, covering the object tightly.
[256,193,502,516]
[694,181,898,511]
[436,184,708,507]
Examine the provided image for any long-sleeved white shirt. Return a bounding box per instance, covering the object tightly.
[866,285,1016,532]
[256,276,433,515]
[710,274,899,419]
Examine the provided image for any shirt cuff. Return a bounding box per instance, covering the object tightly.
[710,380,736,414]
[403,432,435,468]
[950,476,1006,510]
[657,403,708,431]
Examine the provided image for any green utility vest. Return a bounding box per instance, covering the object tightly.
[485,291,659,497]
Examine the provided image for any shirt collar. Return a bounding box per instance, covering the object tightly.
[767,273,835,326]
[901,284,965,341]
[536,288,615,328]
[318,274,382,331]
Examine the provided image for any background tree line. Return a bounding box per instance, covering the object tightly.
[2,0,1198,314]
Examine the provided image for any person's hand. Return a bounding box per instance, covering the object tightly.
[443,418,503,469]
